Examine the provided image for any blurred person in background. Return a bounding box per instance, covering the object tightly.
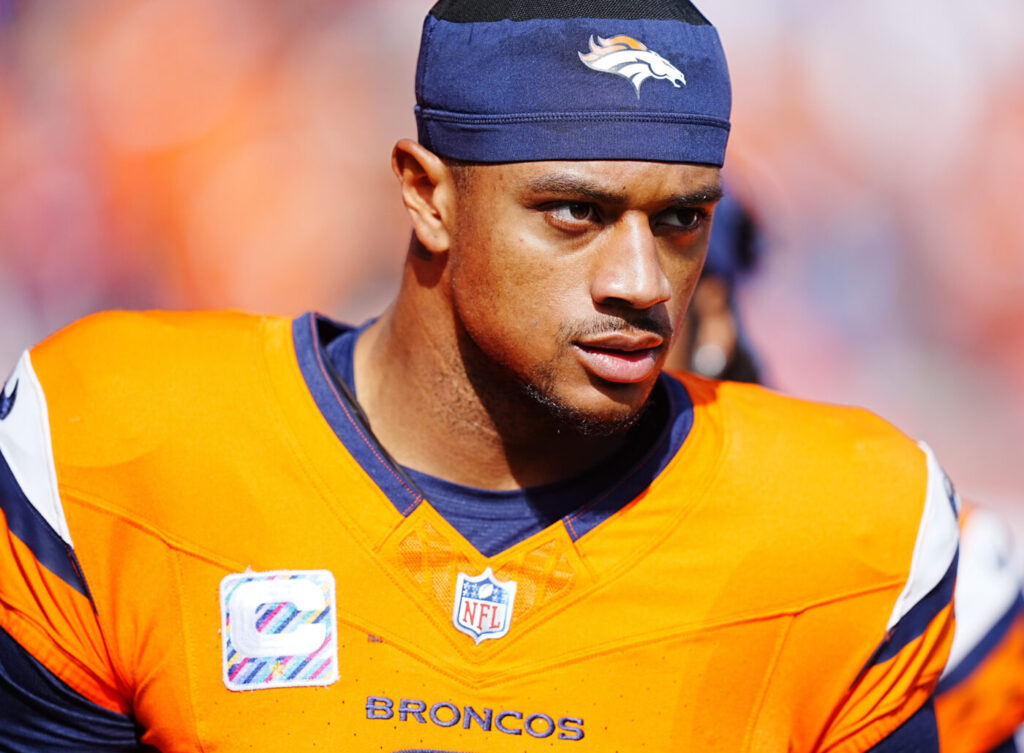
[666,186,763,382]
[0,0,972,750]
[936,503,1024,753]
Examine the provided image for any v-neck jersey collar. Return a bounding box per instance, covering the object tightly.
[289,312,701,551]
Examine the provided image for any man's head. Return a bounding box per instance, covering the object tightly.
[392,0,731,436]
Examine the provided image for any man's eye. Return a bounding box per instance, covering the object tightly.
[551,203,596,223]
[657,207,704,230]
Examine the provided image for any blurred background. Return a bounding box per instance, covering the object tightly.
[0,0,1022,536]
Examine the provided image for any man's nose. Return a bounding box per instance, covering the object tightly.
[589,214,672,310]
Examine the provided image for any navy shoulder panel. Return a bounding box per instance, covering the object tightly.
[0,625,144,752]
[865,699,938,753]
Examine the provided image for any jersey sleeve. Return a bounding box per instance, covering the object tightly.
[815,442,960,753]
[935,504,1024,753]
[0,351,139,746]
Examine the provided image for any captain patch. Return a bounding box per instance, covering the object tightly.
[221,569,338,691]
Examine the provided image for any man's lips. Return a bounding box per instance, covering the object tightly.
[573,333,664,384]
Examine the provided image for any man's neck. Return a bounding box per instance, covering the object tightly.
[353,295,643,491]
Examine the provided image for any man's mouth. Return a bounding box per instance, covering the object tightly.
[573,333,664,384]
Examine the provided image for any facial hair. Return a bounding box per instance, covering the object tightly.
[520,312,670,437]
[521,373,648,437]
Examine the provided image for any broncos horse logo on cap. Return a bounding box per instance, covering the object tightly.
[578,35,686,97]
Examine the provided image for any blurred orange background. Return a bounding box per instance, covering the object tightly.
[1,0,1022,536]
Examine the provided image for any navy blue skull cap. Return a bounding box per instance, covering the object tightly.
[415,0,732,166]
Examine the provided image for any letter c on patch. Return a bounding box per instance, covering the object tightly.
[228,577,327,658]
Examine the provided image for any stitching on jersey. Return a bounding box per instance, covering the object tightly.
[562,375,686,539]
[60,487,248,572]
[170,545,212,753]
[306,317,424,509]
[0,606,130,716]
[742,615,795,750]
[418,108,730,129]
[261,317,392,552]
[818,604,952,749]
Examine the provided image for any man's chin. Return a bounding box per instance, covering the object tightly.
[522,383,649,438]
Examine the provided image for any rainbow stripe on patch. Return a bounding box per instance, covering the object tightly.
[221,570,339,691]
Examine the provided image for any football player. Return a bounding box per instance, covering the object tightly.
[0,1,959,750]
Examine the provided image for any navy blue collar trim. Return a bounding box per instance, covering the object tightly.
[562,376,693,542]
[291,312,694,545]
[292,314,424,516]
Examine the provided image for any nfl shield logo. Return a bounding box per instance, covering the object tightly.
[452,567,517,644]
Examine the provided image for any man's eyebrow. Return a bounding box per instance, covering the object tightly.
[668,185,724,206]
[523,175,624,203]
[523,175,724,206]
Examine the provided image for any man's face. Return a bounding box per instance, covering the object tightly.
[445,159,721,434]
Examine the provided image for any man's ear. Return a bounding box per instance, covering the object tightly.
[391,139,457,254]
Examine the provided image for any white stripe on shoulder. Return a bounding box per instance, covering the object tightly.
[0,351,72,546]
[943,506,1023,675]
[885,441,960,632]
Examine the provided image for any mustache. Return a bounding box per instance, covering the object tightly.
[558,312,671,342]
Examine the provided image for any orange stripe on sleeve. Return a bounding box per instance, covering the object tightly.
[936,612,1024,753]
[817,599,955,753]
[0,511,128,714]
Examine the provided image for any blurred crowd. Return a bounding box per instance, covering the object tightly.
[0,0,425,344]
[1,0,1022,530]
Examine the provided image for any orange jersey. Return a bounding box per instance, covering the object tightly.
[0,311,959,751]
[936,504,1024,753]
